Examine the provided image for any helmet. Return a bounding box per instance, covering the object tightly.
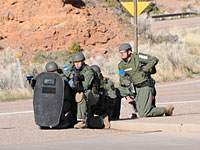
[91,65,101,73]
[45,61,58,72]
[72,52,85,62]
[119,43,132,51]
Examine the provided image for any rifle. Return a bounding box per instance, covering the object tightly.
[26,76,36,89]
[72,72,84,93]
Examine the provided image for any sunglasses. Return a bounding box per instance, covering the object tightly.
[74,61,82,64]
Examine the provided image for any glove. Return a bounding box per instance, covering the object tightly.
[121,79,131,87]
[126,96,135,104]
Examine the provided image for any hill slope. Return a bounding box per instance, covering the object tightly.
[0,0,132,63]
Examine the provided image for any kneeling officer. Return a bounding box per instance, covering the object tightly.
[66,52,102,129]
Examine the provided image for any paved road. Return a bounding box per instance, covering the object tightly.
[0,78,200,148]
[156,79,200,116]
[151,16,200,30]
[1,132,200,150]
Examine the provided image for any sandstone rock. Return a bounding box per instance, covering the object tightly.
[86,33,109,46]
[0,0,132,63]
[97,26,107,33]
[0,31,6,40]
[8,0,18,5]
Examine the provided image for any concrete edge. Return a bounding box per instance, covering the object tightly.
[111,120,200,133]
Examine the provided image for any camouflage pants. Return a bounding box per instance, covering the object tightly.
[117,85,166,117]
[135,86,166,117]
[76,89,99,121]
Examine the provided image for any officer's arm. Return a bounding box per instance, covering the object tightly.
[106,79,117,99]
[82,69,94,90]
[63,64,74,87]
[118,64,131,87]
[138,53,159,73]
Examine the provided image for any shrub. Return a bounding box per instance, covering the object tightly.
[68,41,81,57]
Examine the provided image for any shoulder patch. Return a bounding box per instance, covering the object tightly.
[139,54,148,60]
[64,65,69,71]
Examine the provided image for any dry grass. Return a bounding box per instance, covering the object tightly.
[86,16,200,83]
[85,50,121,83]
[0,89,33,102]
[170,27,200,56]
[0,48,73,101]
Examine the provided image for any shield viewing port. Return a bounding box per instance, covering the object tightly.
[43,78,56,85]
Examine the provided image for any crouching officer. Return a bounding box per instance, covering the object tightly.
[91,65,117,125]
[65,52,102,129]
[27,61,77,129]
[118,43,174,117]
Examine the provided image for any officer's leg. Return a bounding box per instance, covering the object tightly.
[105,97,116,120]
[76,100,87,122]
[112,88,121,120]
[85,90,104,129]
[112,97,121,120]
[74,92,88,129]
[135,86,165,117]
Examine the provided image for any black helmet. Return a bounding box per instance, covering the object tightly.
[72,52,85,62]
[91,65,101,73]
[119,43,132,51]
[45,61,58,72]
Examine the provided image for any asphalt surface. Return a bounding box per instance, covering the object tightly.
[1,132,200,150]
[151,16,200,30]
[0,78,200,149]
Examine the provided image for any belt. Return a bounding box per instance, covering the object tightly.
[135,80,149,88]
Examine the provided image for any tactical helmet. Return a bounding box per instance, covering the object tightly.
[119,43,132,51]
[72,52,85,62]
[91,65,101,73]
[45,61,58,72]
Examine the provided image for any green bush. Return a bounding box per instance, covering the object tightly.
[68,41,81,56]
[105,0,119,7]
[144,3,161,15]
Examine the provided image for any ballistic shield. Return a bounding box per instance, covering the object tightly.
[33,72,65,127]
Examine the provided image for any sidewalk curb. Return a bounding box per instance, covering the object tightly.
[111,120,200,133]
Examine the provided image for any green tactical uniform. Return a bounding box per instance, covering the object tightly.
[64,63,99,122]
[118,52,166,117]
[95,71,117,119]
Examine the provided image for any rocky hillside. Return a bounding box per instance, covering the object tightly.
[0,0,133,64]
[0,0,199,65]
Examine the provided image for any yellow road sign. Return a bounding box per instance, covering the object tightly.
[16,53,19,58]
[120,1,151,16]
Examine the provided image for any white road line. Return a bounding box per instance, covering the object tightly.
[1,100,200,116]
[156,80,200,88]
[0,110,33,116]
[157,100,200,105]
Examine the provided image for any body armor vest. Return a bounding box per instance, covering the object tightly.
[119,54,148,85]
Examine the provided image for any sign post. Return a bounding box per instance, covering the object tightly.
[134,0,138,54]
[16,53,25,92]
[120,0,151,54]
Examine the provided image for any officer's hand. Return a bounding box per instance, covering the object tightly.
[126,96,135,104]
[121,80,131,87]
